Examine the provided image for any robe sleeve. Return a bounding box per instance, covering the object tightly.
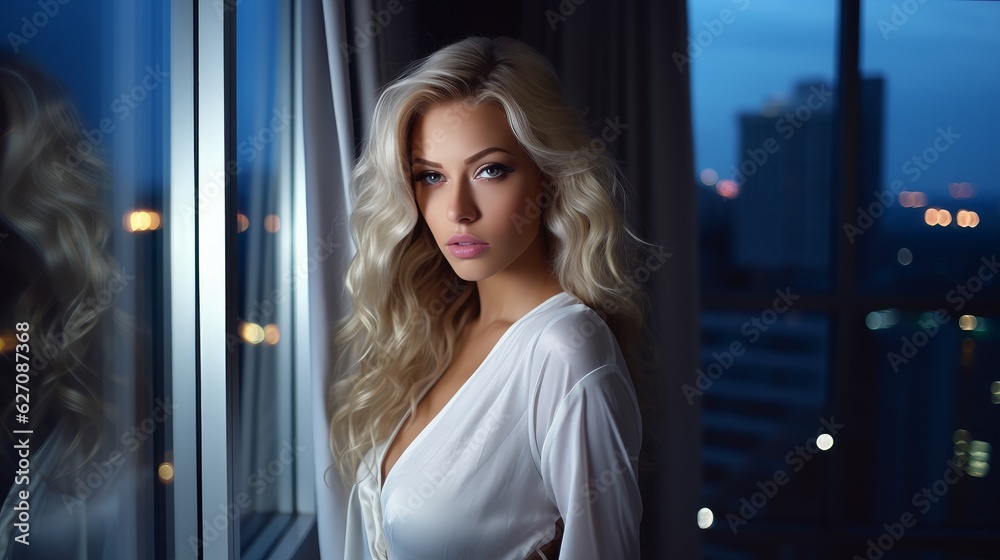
[529,311,643,559]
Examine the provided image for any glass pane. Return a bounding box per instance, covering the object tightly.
[698,311,831,535]
[856,0,1000,550]
[692,0,839,295]
[0,1,172,557]
[859,1,1000,296]
[235,0,296,551]
[862,310,999,528]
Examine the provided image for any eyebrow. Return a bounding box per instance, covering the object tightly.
[411,147,514,168]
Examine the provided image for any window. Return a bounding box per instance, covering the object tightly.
[691,0,999,557]
[0,1,315,558]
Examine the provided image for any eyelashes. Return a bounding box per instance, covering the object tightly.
[412,163,514,186]
[476,163,512,181]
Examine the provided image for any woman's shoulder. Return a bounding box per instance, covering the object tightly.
[520,294,623,377]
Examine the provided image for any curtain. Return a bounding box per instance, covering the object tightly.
[302,1,356,558]
[516,3,702,557]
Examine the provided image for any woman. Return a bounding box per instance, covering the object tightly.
[327,35,655,559]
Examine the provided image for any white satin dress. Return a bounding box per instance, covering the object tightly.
[342,291,643,559]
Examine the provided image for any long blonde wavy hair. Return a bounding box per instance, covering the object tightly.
[327,36,658,491]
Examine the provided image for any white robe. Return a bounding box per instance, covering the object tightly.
[342,291,642,559]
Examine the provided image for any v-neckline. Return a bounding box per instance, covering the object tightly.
[377,290,569,494]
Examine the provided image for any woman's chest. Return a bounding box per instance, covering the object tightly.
[377,395,552,559]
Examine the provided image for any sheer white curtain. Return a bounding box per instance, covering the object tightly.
[302,0,354,557]
[301,0,418,557]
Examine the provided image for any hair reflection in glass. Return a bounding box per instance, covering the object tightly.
[0,53,116,489]
[326,36,654,491]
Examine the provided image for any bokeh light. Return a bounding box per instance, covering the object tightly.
[700,168,719,186]
[264,214,281,233]
[716,179,740,199]
[697,507,714,529]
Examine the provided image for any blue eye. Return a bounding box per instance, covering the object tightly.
[476,164,512,181]
[415,171,444,185]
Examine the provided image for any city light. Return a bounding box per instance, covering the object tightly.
[956,210,979,228]
[697,507,714,529]
[239,321,265,344]
[959,315,978,331]
[817,434,834,451]
[897,248,913,266]
[123,210,162,232]
[264,324,281,345]
[948,182,975,199]
[923,208,953,226]
[264,214,281,232]
[865,309,898,330]
[158,462,174,484]
[967,440,991,477]
[700,168,719,186]
[716,179,739,199]
[237,212,250,233]
[899,191,927,208]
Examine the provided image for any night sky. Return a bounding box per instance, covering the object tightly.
[688,0,1000,200]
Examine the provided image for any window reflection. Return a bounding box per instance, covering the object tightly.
[235,0,298,552]
[0,0,171,557]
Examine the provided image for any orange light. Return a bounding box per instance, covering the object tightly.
[239,322,265,344]
[237,212,249,233]
[924,208,938,226]
[899,191,913,208]
[937,209,952,226]
[264,324,280,345]
[948,182,975,199]
[158,462,175,483]
[147,211,161,230]
[264,214,280,233]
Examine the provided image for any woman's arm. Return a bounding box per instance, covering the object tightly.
[535,364,643,559]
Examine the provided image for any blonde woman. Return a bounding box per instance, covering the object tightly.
[327,36,655,559]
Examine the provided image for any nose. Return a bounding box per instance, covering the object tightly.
[446,177,478,223]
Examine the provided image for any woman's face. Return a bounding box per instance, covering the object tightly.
[411,100,548,282]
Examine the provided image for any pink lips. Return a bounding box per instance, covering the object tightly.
[446,234,489,259]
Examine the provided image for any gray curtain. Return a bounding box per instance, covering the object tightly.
[519,3,702,557]
[302,1,698,557]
